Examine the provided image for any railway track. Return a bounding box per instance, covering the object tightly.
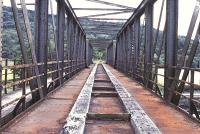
[61,64,161,134]
[2,64,199,133]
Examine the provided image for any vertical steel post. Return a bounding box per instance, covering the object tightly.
[78,31,82,69]
[114,38,118,68]
[134,19,140,79]
[189,70,194,115]
[144,3,153,88]
[70,21,74,76]
[13,59,16,91]
[0,64,2,127]
[76,26,80,71]
[106,46,108,64]
[85,39,89,67]
[116,38,119,69]
[69,17,73,77]
[72,24,78,74]
[127,26,131,75]
[122,32,126,73]
[130,24,134,77]
[35,0,49,95]
[164,0,178,101]
[21,67,26,110]
[75,28,80,72]
[80,34,84,68]
[57,0,65,84]
[124,30,128,74]
[112,40,116,66]
[81,33,83,67]
[4,59,7,94]
[73,23,76,73]
[21,0,44,99]
[119,36,123,70]
[84,35,87,67]
[66,16,71,79]
[119,35,122,70]
[0,0,2,126]
[80,34,83,68]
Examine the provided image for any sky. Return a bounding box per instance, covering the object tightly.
[2,0,200,37]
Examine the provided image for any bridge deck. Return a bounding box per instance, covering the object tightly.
[1,65,94,134]
[105,65,200,134]
[1,64,200,134]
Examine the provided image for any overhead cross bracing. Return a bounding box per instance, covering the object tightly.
[69,0,138,44]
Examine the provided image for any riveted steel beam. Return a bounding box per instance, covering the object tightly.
[74,8,134,11]
[164,0,178,101]
[57,0,65,84]
[144,3,153,88]
[0,0,2,127]
[35,0,49,96]
[85,0,134,9]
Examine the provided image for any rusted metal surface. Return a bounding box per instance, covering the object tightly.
[61,65,97,134]
[85,64,134,134]
[90,97,125,114]
[80,11,133,18]
[85,0,135,9]
[1,0,91,126]
[109,0,200,120]
[2,0,200,133]
[87,113,130,121]
[60,64,136,134]
[103,64,161,134]
[106,65,200,133]
[74,8,133,11]
[93,81,113,87]
[1,66,94,134]
[85,120,134,134]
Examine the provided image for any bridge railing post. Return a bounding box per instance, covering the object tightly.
[122,32,126,73]
[134,19,140,80]
[75,28,79,73]
[56,0,65,85]
[144,3,153,89]
[112,40,116,67]
[13,59,16,91]
[0,0,2,126]
[85,39,89,67]
[66,15,71,79]
[116,37,120,69]
[0,71,1,127]
[118,36,121,70]
[69,17,74,77]
[82,35,86,68]
[4,59,7,94]
[35,0,49,96]
[120,33,123,71]
[126,26,131,76]
[129,24,134,78]
[114,39,118,68]
[79,32,83,69]
[164,0,178,101]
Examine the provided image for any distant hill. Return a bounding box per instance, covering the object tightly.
[2,6,200,66]
[2,6,122,59]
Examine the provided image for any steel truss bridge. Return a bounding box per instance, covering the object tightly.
[0,0,200,133]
